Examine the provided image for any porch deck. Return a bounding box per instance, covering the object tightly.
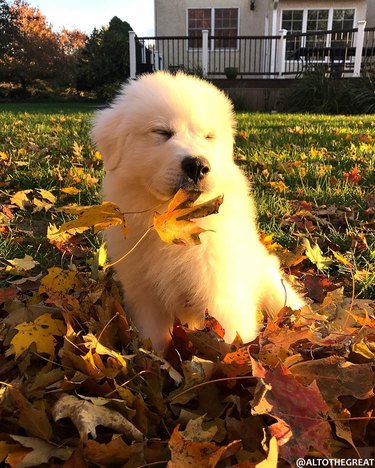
[129,25,375,80]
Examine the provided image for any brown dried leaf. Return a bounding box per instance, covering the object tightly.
[8,435,71,468]
[6,387,53,440]
[168,417,241,467]
[52,393,143,441]
[84,437,143,466]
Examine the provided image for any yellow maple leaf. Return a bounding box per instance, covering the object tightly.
[303,238,333,271]
[331,249,353,268]
[153,189,223,245]
[83,333,127,370]
[310,146,328,158]
[39,267,82,296]
[60,187,81,195]
[352,339,375,360]
[93,150,102,161]
[0,151,10,166]
[10,189,32,209]
[54,201,127,237]
[37,189,56,204]
[32,198,53,213]
[10,313,65,358]
[47,223,76,247]
[288,125,303,134]
[259,233,282,252]
[67,166,84,184]
[72,141,83,159]
[266,180,288,192]
[6,254,39,275]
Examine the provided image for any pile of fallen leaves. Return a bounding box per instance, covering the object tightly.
[1,190,375,467]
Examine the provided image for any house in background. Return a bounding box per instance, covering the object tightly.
[155,0,369,38]
[147,0,374,78]
[129,0,375,108]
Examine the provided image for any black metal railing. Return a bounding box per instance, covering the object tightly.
[207,35,279,76]
[136,36,203,75]
[134,27,375,79]
[283,28,357,77]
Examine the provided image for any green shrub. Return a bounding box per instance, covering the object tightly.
[284,66,375,114]
[351,72,375,113]
[285,66,349,114]
[95,81,122,102]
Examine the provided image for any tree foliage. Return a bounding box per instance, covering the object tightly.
[0,1,132,98]
[0,0,62,90]
[76,16,132,97]
[0,0,17,54]
[0,0,87,93]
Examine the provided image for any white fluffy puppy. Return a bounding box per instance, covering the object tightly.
[92,72,304,351]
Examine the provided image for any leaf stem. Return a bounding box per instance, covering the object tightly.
[104,227,153,270]
[167,375,257,403]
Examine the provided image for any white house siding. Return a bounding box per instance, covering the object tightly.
[366,0,375,26]
[154,0,274,37]
[154,0,368,37]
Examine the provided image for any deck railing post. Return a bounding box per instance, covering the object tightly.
[354,20,366,77]
[277,29,287,78]
[129,31,137,79]
[154,51,160,70]
[202,29,209,78]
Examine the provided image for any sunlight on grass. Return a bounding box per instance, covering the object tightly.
[0,105,374,297]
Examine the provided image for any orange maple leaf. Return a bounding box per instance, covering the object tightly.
[153,189,223,245]
[343,166,362,184]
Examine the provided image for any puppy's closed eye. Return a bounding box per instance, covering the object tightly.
[152,129,175,140]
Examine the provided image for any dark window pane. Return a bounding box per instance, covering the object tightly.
[282,10,303,33]
[188,9,211,49]
[332,9,354,30]
[307,9,328,33]
[214,8,238,49]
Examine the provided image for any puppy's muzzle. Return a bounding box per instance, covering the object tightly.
[181,156,211,184]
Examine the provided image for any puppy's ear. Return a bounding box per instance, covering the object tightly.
[91,107,128,171]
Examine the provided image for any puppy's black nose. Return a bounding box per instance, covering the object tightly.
[181,156,211,183]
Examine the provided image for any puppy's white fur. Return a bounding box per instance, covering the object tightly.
[92,72,304,350]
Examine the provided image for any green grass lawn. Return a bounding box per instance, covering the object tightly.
[0,102,374,466]
[0,103,374,298]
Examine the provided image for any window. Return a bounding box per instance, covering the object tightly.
[281,8,355,34]
[281,8,355,58]
[332,9,355,31]
[332,9,355,49]
[306,9,329,47]
[214,8,238,49]
[282,10,303,34]
[187,8,239,49]
[188,9,211,49]
[282,10,303,58]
